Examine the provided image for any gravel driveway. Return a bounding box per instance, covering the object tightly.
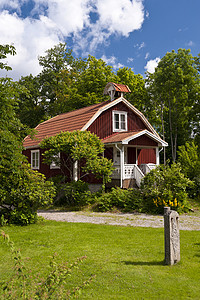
[38,211,200,231]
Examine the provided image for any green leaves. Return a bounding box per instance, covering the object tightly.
[40,130,113,183]
[0,44,16,71]
[146,48,200,162]
[140,163,192,213]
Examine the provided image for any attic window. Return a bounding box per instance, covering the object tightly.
[113,111,127,132]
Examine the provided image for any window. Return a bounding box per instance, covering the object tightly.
[113,111,127,132]
[50,153,60,169]
[31,150,40,169]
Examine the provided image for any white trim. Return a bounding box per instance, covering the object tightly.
[112,110,127,132]
[31,149,40,170]
[122,130,168,147]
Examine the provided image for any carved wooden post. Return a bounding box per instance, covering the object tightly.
[164,207,180,265]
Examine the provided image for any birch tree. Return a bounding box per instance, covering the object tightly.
[146,49,200,162]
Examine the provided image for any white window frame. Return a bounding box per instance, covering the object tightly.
[50,153,60,169]
[31,150,40,170]
[112,111,127,132]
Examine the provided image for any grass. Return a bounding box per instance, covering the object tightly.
[0,220,200,299]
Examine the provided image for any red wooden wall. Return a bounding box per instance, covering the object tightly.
[129,135,158,146]
[137,148,156,164]
[88,102,148,139]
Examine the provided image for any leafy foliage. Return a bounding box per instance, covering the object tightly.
[0,44,16,71]
[146,49,200,162]
[178,141,200,199]
[92,187,143,212]
[54,180,91,208]
[0,44,55,225]
[40,130,113,184]
[140,163,192,213]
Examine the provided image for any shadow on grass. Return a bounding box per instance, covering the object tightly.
[122,260,165,266]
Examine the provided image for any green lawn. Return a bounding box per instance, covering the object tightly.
[0,221,200,299]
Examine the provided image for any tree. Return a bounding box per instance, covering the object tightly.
[146,49,200,162]
[0,45,55,224]
[38,43,74,116]
[40,130,113,185]
[0,44,16,71]
[71,55,116,109]
[178,141,200,199]
[116,67,148,114]
[17,74,46,128]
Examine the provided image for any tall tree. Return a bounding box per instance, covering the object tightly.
[17,74,45,128]
[38,43,74,116]
[0,45,55,225]
[116,67,148,114]
[146,49,200,162]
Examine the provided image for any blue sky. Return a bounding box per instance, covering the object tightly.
[0,0,200,80]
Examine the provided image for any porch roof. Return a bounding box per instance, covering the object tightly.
[102,130,168,147]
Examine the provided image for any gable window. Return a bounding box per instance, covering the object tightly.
[50,153,60,169]
[113,111,127,132]
[31,150,40,170]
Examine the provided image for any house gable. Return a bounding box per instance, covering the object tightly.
[86,98,155,140]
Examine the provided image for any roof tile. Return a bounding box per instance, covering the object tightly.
[23,101,110,148]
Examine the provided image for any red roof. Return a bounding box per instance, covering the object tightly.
[112,83,131,93]
[102,130,167,146]
[23,101,110,148]
[102,131,143,144]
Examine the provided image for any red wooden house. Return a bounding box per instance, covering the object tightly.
[23,82,168,189]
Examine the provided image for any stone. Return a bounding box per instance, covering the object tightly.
[164,207,180,265]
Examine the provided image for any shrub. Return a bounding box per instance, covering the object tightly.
[140,163,192,214]
[53,180,91,208]
[0,164,56,225]
[178,141,200,200]
[94,187,143,212]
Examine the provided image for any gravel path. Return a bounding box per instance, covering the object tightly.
[38,211,200,231]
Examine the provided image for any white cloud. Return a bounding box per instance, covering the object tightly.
[96,0,144,36]
[0,0,145,79]
[145,52,150,59]
[127,57,134,63]
[0,10,61,79]
[186,40,195,47]
[101,55,124,70]
[144,57,160,73]
[134,42,145,50]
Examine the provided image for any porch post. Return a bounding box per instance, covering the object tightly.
[121,145,124,188]
[136,148,138,165]
[156,147,160,165]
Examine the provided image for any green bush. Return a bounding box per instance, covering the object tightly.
[94,187,143,212]
[140,163,192,214]
[178,141,200,200]
[54,180,91,208]
[0,164,56,225]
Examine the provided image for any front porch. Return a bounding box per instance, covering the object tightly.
[103,130,168,189]
[111,163,157,188]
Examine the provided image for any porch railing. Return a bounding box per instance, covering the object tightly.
[139,163,157,175]
[112,164,145,187]
[124,164,144,187]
